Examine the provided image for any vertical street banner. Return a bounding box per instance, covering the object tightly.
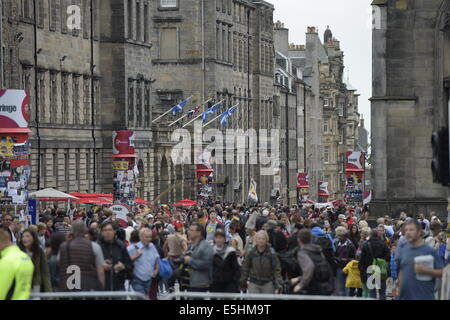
[297,172,310,202]
[112,131,137,206]
[345,151,365,205]
[0,90,31,213]
[318,181,330,202]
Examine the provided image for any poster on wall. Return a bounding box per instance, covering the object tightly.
[0,133,30,206]
[196,152,213,206]
[344,171,364,204]
[112,131,137,207]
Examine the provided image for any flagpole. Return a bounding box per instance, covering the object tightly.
[183,99,224,128]
[203,103,239,128]
[152,95,193,123]
[169,98,212,127]
[202,113,222,128]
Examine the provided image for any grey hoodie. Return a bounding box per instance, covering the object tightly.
[187,239,214,288]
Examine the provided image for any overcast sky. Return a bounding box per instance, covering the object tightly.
[269,0,373,135]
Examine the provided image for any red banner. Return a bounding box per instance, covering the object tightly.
[297,172,309,188]
[113,131,135,155]
[318,181,330,196]
[346,151,364,172]
[0,90,29,129]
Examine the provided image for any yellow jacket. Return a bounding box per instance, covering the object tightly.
[342,260,362,288]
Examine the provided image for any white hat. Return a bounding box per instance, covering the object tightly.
[262,209,269,216]
[147,214,154,219]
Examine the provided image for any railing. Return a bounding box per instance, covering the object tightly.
[160,291,375,300]
[29,291,148,300]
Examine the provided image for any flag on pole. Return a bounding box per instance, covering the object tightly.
[187,104,202,118]
[248,178,258,203]
[171,96,192,115]
[219,104,239,126]
[202,103,222,124]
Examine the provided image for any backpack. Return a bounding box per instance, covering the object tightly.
[368,243,388,280]
[277,246,301,279]
[301,248,335,295]
[312,235,337,273]
[159,258,173,280]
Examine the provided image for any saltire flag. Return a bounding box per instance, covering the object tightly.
[171,97,191,115]
[202,103,222,123]
[187,104,202,119]
[219,104,239,126]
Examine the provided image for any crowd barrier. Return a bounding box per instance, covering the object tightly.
[29,291,148,300]
[29,290,375,300]
[160,291,375,300]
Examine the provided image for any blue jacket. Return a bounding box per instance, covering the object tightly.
[390,252,397,280]
[311,226,335,253]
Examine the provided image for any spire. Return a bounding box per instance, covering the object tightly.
[324,25,332,43]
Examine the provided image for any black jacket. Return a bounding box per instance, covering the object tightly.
[268,229,287,253]
[287,232,299,251]
[359,237,391,282]
[212,246,240,285]
[98,238,133,291]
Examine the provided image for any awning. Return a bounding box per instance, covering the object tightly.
[134,198,149,205]
[72,197,112,204]
[173,199,197,207]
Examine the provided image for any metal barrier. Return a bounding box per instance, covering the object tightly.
[29,291,148,300]
[160,291,375,300]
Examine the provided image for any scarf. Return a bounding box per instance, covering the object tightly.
[214,245,227,259]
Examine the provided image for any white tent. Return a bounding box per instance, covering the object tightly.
[29,188,79,200]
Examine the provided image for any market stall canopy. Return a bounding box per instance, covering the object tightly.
[29,188,79,201]
[173,199,197,207]
[69,192,149,205]
[134,198,149,205]
[72,197,112,204]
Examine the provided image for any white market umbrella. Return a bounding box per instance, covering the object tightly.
[29,188,79,200]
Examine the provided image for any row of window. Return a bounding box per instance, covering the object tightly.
[19,0,99,39]
[22,66,100,126]
[261,42,274,74]
[35,149,98,192]
[126,0,151,43]
[127,79,152,128]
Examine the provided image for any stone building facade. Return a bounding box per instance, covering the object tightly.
[2,0,155,199]
[371,0,450,218]
[149,0,276,204]
[320,26,360,201]
[274,21,322,204]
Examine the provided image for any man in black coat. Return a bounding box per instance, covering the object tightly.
[98,222,133,291]
[266,220,287,253]
[210,229,240,293]
[359,229,390,300]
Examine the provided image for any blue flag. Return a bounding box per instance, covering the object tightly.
[202,103,221,123]
[219,104,239,126]
[171,97,191,115]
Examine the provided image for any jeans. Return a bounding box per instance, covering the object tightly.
[348,287,363,297]
[336,269,348,296]
[369,279,387,300]
[131,277,152,295]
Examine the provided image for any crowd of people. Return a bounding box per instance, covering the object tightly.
[0,201,449,300]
